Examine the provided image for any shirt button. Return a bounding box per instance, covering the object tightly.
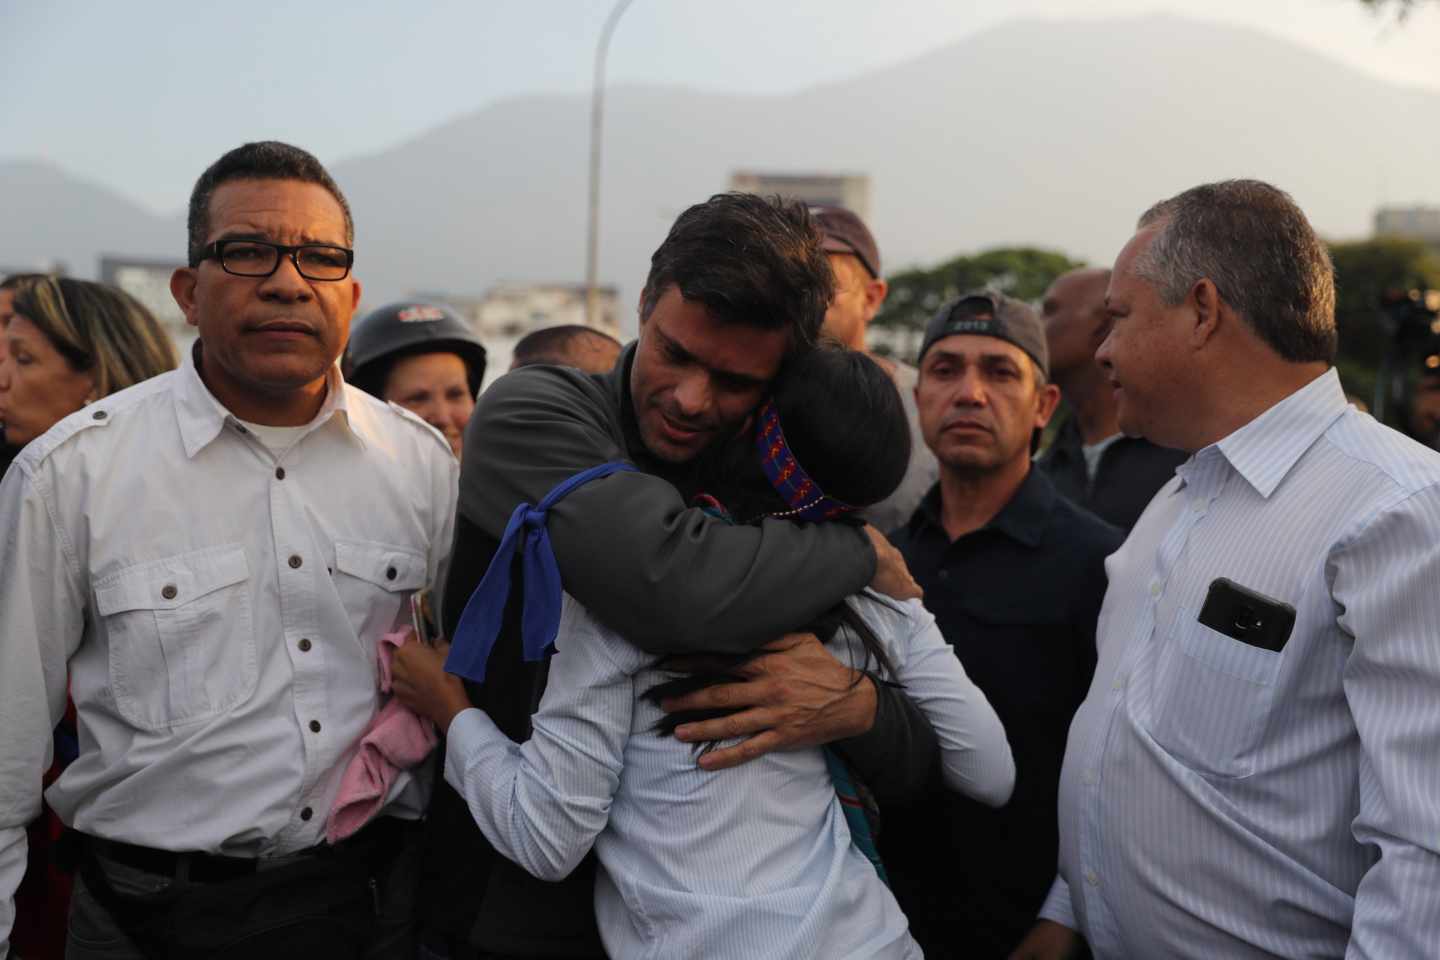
[1086,869,1099,887]
[386,566,397,581]
[275,466,286,480]
[937,569,950,581]
[298,638,312,653]
[235,424,248,434]
[92,410,107,421]
[1149,582,1161,597]
[1083,770,1098,786]
[300,807,313,822]
[309,720,322,733]
[289,555,303,569]
[1113,674,1126,691]
[161,584,178,600]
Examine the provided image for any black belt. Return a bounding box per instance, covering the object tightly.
[79,816,405,884]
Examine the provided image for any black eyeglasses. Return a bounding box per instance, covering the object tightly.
[200,239,354,281]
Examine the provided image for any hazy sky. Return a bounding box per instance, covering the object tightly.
[2,0,1437,215]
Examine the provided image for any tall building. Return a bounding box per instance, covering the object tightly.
[99,256,194,354]
[1375,207,1440,247]
[729,171,871,222]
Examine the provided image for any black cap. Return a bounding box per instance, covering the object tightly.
[810,206,881,279]
[918,291,1048,377]
[344,301,488,397]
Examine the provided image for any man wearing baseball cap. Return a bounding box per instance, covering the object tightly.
[881,291,1123,958]
[811,206,938,533]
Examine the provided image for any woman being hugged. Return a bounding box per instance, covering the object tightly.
[395,344,1014,959]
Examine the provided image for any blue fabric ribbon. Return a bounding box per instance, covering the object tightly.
[445,460,637,684]
[825,748,889,885]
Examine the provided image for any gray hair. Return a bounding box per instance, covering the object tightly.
[1133,179,1336,364]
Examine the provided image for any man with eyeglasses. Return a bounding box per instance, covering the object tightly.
[0,141,457,959]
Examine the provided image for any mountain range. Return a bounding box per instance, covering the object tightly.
[3,14,1437,327]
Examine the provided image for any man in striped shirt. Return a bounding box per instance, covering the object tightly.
[1013,180,1440,959]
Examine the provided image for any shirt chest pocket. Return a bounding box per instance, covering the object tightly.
[331,539,427,643]
[1148,607,1283,779]
[93,544,257,731]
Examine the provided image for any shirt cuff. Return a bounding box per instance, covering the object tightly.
[443,707,504,789]
[1038,875,1078,931]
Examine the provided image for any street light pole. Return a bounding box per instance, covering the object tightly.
[585,0,635,330]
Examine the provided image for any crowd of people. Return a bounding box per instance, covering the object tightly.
[1,139,1438,960]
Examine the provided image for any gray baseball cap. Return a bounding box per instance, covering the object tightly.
[918,290,1049,377]
[810,205,881,279]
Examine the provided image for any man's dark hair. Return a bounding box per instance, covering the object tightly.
[186,141,354,267]
[511,324,621,368]
[640,193,833,350]
[759,344,910,512]
[1135,179,1336,364]
[696,343,910,520]
[644,344,910,740]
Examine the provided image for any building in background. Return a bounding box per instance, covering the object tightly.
[1375,207,1440,248]
[100,255,193,354]
[729,171,871,222]
[471,283,621,340]
[1,262,67,279]
[867,324,925,364]
[414,283,622,389]
[83,259,625,390]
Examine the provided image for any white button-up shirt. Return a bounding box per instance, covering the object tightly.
[1040,369,1440,958]
[0,346,457,952]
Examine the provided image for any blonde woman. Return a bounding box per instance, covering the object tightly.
[0,275,176,448]
[0,274,31,476]
[1,274,178,956]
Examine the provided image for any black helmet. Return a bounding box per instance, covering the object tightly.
[344,301,488,398]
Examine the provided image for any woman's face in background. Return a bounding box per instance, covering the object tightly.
[0,289,11,365]
[0,311,95,446]
[383,350,475,457]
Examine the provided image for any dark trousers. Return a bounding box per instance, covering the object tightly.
[64,821,419,960]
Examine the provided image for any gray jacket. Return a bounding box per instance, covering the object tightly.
[456,344,879,651]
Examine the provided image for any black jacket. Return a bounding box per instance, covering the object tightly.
[884,471,1123,958]
[1038,412,1188,531]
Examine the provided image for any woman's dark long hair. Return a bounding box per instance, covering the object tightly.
[643,344,913,747]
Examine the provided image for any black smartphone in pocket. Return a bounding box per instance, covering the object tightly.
[1197,578,1295,653]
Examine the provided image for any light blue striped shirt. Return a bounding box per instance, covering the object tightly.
[446,591,1015,960]
[1040,369,1440,958]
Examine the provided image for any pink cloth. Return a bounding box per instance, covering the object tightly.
[325,627,438,843]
